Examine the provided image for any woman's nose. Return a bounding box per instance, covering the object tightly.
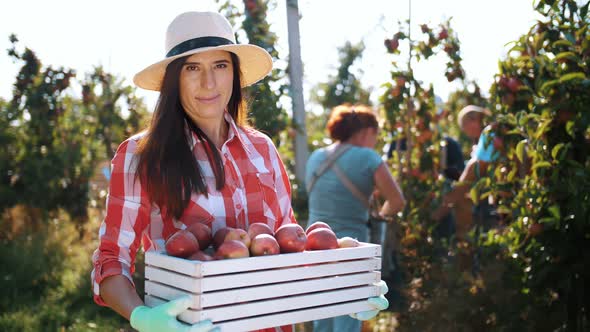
[200,68,216,89]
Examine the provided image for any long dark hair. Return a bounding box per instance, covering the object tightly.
[135,52,246,219]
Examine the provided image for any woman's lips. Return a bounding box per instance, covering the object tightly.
[196,95,220,104]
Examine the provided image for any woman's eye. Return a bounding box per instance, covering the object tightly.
[186,65,198,71]
[216,63,228,69]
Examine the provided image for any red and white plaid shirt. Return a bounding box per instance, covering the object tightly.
[92,113,295,332]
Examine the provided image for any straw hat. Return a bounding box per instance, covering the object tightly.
[457,105,491,127]
[133,11,273,91]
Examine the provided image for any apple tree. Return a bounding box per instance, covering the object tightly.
[480,0,590,329]
[1,36,149,232]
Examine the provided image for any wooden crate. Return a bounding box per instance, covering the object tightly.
[144,242,383,331]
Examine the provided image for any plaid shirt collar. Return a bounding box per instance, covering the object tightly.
[185,111,251,154]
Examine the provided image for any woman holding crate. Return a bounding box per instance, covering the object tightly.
[91,11,388,332]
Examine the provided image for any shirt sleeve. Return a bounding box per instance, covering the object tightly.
[267,138,297,228]
[91,138,152,306]
[366,148,384,174]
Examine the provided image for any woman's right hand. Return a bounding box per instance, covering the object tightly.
[130,295,219,332]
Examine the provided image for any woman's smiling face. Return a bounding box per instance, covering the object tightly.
[179,50,234,124]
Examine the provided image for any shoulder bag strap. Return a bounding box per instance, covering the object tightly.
[306,143,352,193]
[306,143,371,209]
[332,164,371,209]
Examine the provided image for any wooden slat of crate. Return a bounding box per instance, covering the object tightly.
[144,242,381,277]
[145,257,381,293]
[145,283,383,323]
[215,300,373,332]
[145,297,374,331]
[145,271,381,309]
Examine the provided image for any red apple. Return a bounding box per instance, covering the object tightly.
[213,227,232,249]
[506,78,522,93]
[187,250,213,261]
[385,38,399,53]
[395,77,406,88]
[214,240,250,260]
[528,223,544,237]
[557,109,575,124]
[501,93,516,106]
[165,229,200,258]
[250,234,280,256]
[247,222,274,240]
[493,137,504,151]
[224,228,251,248]
[275,224,307,253]
[186,223,212,250]
[306,228,339,251]
[305,221,332,235]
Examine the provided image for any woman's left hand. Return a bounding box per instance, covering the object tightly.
[349,280,389,321]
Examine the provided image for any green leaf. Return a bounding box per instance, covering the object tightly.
[548,205,560,219]
[480,190,492,200]
[559,72,586,84]
[506,128,522,135]
[539,217,556,224]
[519,113,540,127]
[554,51,576,62]
[534,119,552,139]
[470,187,479,204]
[497,205,511,214]
[540,79,560,94]
[532,161,552,170]
[566,121,575,137]
[552,40,573,48]
[551,143,564,160]
[507,167,518,182]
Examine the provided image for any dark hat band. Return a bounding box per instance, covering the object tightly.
[166,36,234,58]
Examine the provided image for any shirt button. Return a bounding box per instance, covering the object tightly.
[236,203,242,210]
[224,152,229,158]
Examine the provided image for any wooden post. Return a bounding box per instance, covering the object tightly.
[286,0,308,183]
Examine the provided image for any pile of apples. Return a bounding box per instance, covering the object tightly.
[164,221,361,261]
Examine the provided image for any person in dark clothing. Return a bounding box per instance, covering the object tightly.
[440,136,465,181]
[384,136,463,181]
[384,135,464,239]
[434,136,465,239]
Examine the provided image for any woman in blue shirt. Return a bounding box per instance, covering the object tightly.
[305,104,405,332]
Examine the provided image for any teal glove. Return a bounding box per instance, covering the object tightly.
[349,281,389,321]
[130,295,219,332]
